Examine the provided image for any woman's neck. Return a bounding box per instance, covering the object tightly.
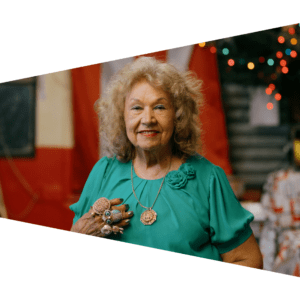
[133,147,182,180]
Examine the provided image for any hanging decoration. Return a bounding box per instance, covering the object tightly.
[200,23,300,111]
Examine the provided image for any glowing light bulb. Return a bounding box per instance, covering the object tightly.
[291,38,298,45]
[222,48,229,55]
[275,93,282,101]
[265,88,272,95]
[278,36,285,43]
[280,59,287,67]
[285,48,291,55]
[228,59,235,66]
[267,103,274,110]
[269,84,275,90]
[291,50,298,58]
[267,59,274,66]
[199,42,206,47]
[210,46,217,53]
[247,62,255,70]
[259,56,265,63]
[289,28,296,35]
[276,51,283,59]
[282,67,289,74]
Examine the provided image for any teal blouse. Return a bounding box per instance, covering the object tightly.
[70,154,254,261]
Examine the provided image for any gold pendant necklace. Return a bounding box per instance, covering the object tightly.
[131,158,171,225]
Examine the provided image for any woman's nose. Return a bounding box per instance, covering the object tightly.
[142,108,156,124]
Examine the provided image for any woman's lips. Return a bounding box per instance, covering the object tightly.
[139,131,159,137]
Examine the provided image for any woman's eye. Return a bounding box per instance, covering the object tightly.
[155,105,165,110]
[131,106,142,110]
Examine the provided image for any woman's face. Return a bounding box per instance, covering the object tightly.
[124,79,175,154]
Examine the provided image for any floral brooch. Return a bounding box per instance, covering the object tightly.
[165,163,196,189]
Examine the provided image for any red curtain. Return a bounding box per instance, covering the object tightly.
[189,45,232,175]
[71,64,101,192]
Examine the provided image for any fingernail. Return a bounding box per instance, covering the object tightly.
[119,198,124,202]
[125,219,130,223]
[128,211,133,216]
[125,204,129,210]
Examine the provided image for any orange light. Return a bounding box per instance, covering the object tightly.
[291,50,298,58]
[289,28,295,35]
[276,66,282,73]
[278,36,285,43]
[259,56,265,63]
[282,67,289,74]
[267,103,274,110]
[275,93,282,101]
[276,51,283,59]
[291,38,298,45]
[265,88,272,95]
[280,59,287,67]
[199,42,206,47]
[269,83,276,90]
[247,62,255,70]
[228,59,235,66]
[210,46,216,53]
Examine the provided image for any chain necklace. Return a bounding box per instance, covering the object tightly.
[131,158,172,225]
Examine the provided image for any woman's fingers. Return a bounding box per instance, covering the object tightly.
[117,219,132,228]
[111,203,129,211]
[110,198,124,206]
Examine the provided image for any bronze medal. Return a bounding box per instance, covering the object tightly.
[140,209,157,225]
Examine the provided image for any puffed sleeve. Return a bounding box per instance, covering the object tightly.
[69,156,111,225]
[209,165,254,254]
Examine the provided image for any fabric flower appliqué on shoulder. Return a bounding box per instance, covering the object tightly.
[165,163,196,189]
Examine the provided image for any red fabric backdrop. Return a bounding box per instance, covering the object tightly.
[71,64,101,192]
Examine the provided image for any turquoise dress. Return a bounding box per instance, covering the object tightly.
[70,154,254,261]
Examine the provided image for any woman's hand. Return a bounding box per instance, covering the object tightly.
[70,197,133,237]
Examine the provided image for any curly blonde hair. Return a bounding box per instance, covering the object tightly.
[96,56,203,162]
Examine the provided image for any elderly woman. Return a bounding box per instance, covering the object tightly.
[70,57,263,268]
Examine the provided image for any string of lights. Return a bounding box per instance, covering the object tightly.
[199,23,300,111]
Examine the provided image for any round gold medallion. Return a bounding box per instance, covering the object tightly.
[140,209,157,225]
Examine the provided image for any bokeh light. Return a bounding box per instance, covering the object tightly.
[210,46,217,53]
[269,83,276,90]
[199,42,206,47]
[278,36,285,43]
[280,59,287,67]
[285,48,291,55]
[276,51,283,59]
[275,93,282,101]
[267,59,274,66]
[265,88,272,95]
[291,38,298,45]
[247,62,255,70]
[271,73,277,80]
[222,48,229,55]
[259,56,265,63]
[291,50,298,58]
[267,103,274,110]
[228,59,235,66]
[239,58,246,65]
[282,67,289,74]
[289,28,295,35]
